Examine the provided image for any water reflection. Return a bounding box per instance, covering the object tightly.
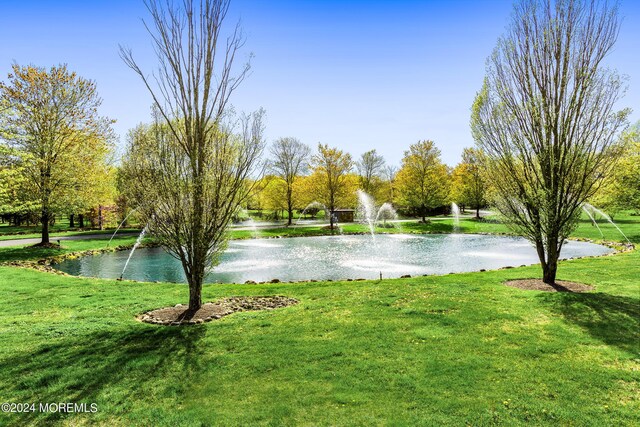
[54,234,613,283]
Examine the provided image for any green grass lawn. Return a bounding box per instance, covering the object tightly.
[0,214,638,426]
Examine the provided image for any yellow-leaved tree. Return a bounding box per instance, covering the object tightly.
[395,140,450,222]
[0,64,114,244]
[310,144,355,229]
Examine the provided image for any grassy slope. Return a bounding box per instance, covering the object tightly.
[0,215,638,426]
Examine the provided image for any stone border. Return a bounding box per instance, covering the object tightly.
[137,296,299,326]
[0,242,162,277]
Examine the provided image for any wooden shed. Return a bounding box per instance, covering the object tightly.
[332,209,355,223]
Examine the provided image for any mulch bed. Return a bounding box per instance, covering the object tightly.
[504,279,594,292]
[138,296,299,326]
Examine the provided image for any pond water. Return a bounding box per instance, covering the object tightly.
[53,234,613,283]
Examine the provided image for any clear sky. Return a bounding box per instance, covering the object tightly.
[1,0,638,166]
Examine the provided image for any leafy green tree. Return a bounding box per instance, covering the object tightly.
[310,144,354,229]
[591,123,640,215]
[396,140,450,222]
[471,0,629,285]
[0,144,36,223]
[450,148,487,218]
[269,137,310,225]
[256,175,288,220]
[0,64,114,244]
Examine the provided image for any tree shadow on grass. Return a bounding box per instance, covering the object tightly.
[0,325,206,426]
[540,292,640,355]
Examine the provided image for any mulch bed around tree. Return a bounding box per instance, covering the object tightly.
[504,279,594,292]
[138,296,299,326]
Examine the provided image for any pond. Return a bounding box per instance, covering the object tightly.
[53,234,613,283]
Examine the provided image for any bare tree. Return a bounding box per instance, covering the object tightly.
[471,0,628,286]
[269,137,310,225]
[311,144,353,229]
[356,149,385,194]
[120,0,265,314]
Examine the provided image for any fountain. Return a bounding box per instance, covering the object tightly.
[375,202,398,228]
[356,190,377,236]
[295,201,328,227]
[451,202,460,232]
[245,217,259,239]
[582,203,631,243]
[57,233,614,283]
[581,204,604,238]
[357,190,400,234]
[107,208,138,247]
[119,224,148,280]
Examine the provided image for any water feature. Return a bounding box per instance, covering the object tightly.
[56,234,613,283]
[376,203,398,228]
[582,203,631,243]
[451,202,461,232]
[119,225,148,280]
[356,190,377,236]
[581,204,604,238]
[295,201,328,227]
[245,217,259,239]
[107,208,139,247]
[357,190,400,234]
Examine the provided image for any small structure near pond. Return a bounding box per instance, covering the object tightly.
[333,208,355,223]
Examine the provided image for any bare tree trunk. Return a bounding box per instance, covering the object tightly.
[543,234,560,285]
[69,213,75,228]
[476,206,480,219]
[187,259,204,314]
[41,209,50,244]
[184,252,204,316]
[543,258,558,286]
[188,281,202,313]
[287,188,293,226]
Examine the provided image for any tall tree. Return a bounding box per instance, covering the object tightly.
[0,64,114,244]
[120,0,265,314]
[471,0,629,285]
[356,149,385,194]
[310,144,353,229]
[64,132,117,229]
[383,164,398,203]
[452,148,487,219]
[269,137,310,225]
[591,122,640,215]
[396,140,450,222]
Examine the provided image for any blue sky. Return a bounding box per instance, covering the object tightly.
[1,0,638,166]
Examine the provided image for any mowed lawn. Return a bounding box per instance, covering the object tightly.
[0,215,638,426]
